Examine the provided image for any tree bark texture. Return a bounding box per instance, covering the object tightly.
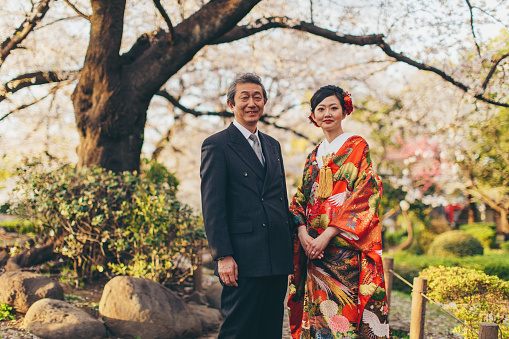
[72,0,261,172]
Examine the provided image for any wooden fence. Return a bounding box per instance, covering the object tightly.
[383,257,502,339]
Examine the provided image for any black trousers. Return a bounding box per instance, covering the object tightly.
[218,275,288,339]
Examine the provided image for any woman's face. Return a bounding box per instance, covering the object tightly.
[312,95,345,134]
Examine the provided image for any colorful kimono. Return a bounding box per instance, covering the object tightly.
[288,134,389,339]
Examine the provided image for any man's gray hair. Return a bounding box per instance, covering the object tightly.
[227,73,268,105]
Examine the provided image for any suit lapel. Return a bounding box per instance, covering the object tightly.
[227,124,265,180]
[259,132,277,194]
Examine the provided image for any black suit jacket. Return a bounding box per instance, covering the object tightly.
[200,123,293,277]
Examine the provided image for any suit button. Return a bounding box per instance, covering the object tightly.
[244,172,248,176]
[261,198,265,201]
[280,197,283,201]
[262,223,266,227]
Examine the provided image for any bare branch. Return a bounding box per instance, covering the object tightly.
[464,0,481,57]
[375,40,509,107]
[153,0,175,40]
[210,17,384,45]
[212,17,508,108]
[155,90,312,140]
[62,0,90,20]
[482,53,509,91]
[0,0,52,68]
[156,90,233,118]
[0,84,62,122]
[0,70,79,103]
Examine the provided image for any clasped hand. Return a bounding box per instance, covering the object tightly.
[298,225,340,260]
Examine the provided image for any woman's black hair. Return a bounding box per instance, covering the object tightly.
[310,85,346,113]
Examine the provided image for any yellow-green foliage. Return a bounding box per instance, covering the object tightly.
[459,223,497,249]
[427,230,483,257]
[501,241,509,254]
[420,266,509,338]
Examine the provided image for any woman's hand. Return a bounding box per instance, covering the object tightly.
[306,227,341,260]
[298,226,324,259]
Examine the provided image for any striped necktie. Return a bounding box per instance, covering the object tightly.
[249,134,264,165]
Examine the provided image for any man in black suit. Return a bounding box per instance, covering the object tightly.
[200,73,293,339]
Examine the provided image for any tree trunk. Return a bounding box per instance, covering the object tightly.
[74,87,149,172]
[71,0,261,172]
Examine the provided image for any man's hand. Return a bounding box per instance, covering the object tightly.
[218,256,238,287]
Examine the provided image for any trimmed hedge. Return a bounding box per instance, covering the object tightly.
[427,230,484,257]
[459,222,497,249]
[420,266,509,338]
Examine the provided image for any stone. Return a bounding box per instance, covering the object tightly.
[205,281,222,312]
[187,291,209,306]
[99,276,202,339]
[188,303,223,333]
[24,298,107,338]
[0,271,64,313]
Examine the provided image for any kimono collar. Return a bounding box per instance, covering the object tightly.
[317,133,356,168]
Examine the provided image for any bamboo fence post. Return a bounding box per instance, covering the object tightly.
[479,322,499,339]
[410,277,427,339]
[383,256,394,309]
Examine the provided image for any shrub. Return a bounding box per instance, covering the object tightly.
[501,241,509,254]
[10,160,205,284]
[427,230,483,257]
[459,223,497,249]
[420,266,509,338]
[391,250,509,281]
[0,303,16,321]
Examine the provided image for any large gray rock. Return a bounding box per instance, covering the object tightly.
[0,271,64,313]
[24,298,107,339]
[187,303,223,333]
[205,281,222,312]
[99,276,202,339]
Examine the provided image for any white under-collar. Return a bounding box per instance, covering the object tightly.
[233,119,260,140]
[317,133,356,168]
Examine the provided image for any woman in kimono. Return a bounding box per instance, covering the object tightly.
[288,85,389,339]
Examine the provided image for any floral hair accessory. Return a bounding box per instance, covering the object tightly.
[308,114,319,127]
[343,91,353,115]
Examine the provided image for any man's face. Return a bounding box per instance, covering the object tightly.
[228,83,265,131]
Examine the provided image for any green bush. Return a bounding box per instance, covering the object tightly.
[459,223,497,249]
[391,250,509,281]
[0,303,16,321]
[10,160,205,284]
[501,241,509,254]
[427,230,484,257]
[420,266,509,338]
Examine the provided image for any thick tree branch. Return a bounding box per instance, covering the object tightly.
[0,70,79,103]
[210,17,384,45]
[130,0,262,97]
[155,90,312,140]
[212,16,508,108]
[0,0,52,68]
[62,0,90,20]
[482,53,509,91]
[152,0,175,40]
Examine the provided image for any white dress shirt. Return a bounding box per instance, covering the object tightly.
[233,119,266,163]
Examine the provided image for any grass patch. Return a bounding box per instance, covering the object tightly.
[0,218,36,234]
